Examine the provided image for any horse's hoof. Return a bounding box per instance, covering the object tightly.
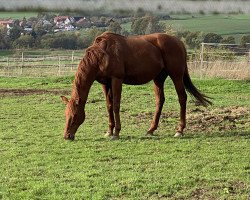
[145,131,154,136]
[104,132,113,138]
[111,135,120,140]
[174,132,183,137]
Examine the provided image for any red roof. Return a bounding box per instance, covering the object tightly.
[0,19,14,25]
[54,16,70,23]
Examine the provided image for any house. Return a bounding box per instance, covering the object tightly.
[54,16,73,26]
[43,20,52,26]
[65,24,75,31]
[0,19,14,29]
[76,17,91,28]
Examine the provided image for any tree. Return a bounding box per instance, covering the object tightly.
[185,31,204,49]
[82,27,105,47]
[221,36,235,44]
[165,24,177,36]
[33,21,47,38]
[131,17,149,35]
[39,33,79,49]
[0,26,9,49]
[9,26,22,42]
[12,35,35,48]
[240,35,250,46]
[203,33,223,43]
[131,16,165,35]
[37,12,56,23]
[108,21,122,34]
[20,17,27,28]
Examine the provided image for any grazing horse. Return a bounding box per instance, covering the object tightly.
[61,32,211,140]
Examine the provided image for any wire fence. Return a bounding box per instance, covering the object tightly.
[0,53,82,77]
[0,48,249,80]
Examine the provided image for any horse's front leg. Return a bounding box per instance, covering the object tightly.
[111,78,123,140]
[102,84,115,137]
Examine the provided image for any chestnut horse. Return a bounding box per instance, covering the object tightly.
[61,32,211,140]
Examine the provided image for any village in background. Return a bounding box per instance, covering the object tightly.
[0,10,250,50]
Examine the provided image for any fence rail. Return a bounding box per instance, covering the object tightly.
[0,54,83,77]
[0,51,249,80]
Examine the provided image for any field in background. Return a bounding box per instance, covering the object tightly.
[0,77,249,199]
[0,11,37,19]
[122,14,250,43]
[1,11,250,40]
[168,14,250,40]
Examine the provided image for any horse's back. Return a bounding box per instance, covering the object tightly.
[94,32,186,84]
[96,32,166,85]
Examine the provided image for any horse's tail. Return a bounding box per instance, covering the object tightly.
[183,70,212,107]
[182,49,212,107]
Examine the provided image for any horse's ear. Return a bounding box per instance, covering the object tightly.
[61,96,69,104]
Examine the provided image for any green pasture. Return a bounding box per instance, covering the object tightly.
[0,11,38,19]
[168,14,250,35]
[0,76,249,199]
[122,14,250,42]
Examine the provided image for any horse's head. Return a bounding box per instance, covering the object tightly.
[61,96,85,140]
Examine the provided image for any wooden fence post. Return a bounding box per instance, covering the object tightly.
[71,51,74,71]
[200,43,204,79]
[248,50,250,79]
[7,57,9,77]
[20,52,24,76]
[58,56,61,76]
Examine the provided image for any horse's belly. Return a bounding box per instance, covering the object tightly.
[123,76,152,85]
[123,65,163,85]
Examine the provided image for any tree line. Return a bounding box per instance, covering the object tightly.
[0,14,250,50]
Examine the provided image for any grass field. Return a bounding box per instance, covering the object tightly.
[0,11,38,19]
[122,14,250,43]
[0,76,249,199]
[168,14,250,35]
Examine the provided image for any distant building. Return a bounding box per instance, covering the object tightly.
[0,19,14,29]
[76,17,91,28]
[65,24,75,31]
[54,16,72,26]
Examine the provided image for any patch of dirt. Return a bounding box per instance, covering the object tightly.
[190,181,249,199]
[190,188,213,200]
[134,106,249,133]
[0,88,70,97]
[187,106,249,133]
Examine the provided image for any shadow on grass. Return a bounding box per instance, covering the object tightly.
[68,130,249,142]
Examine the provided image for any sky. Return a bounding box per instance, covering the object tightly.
[0,0,250,14]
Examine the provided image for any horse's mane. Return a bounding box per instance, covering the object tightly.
[71,33,124,99]
[71,44,107,99]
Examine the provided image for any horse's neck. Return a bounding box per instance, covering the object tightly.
[71,63,96,108]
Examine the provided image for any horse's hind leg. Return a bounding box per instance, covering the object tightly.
[102,84,115,137]
[171,77,187,137]
[111,78,123,140]
[146,71,167,136]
